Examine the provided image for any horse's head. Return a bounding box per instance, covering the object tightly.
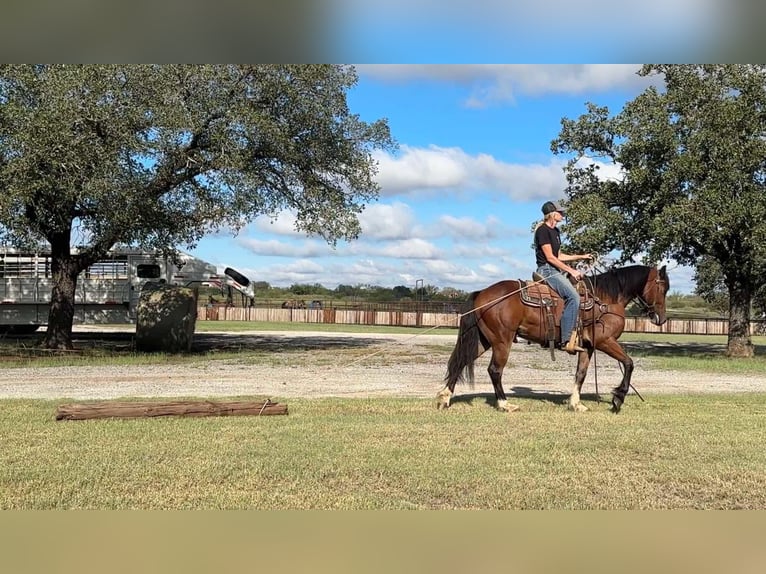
[638,265,669,326]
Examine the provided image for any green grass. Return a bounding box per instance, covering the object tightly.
[617,333,766,374]
[3,394,766,509]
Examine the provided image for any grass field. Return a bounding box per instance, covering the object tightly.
[2,393,766,509]
[3,323,766,509]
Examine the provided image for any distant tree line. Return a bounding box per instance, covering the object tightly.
[213,281,470,303]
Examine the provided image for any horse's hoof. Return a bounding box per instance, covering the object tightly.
[497,400,520,413]
[436,401,450,410]
[568,402,588,413]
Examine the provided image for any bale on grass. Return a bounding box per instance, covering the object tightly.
[135,282,197,353]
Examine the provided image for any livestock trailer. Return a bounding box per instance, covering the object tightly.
[0,247,252,332]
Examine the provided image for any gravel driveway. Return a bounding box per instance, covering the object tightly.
[1,327,764,401]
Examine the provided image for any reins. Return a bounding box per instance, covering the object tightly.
[580,274,600,403]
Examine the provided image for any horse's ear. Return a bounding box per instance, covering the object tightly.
[659,265,667,280]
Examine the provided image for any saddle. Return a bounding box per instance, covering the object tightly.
[521,273,595,311]
[518,273,595,360]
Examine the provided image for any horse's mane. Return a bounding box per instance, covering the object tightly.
[589,265,651,302]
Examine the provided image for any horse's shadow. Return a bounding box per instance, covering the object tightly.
[448,386,608,408]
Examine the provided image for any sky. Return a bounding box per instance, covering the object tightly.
[188,65,697,295]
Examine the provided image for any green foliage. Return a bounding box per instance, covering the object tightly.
[392,285,413,299]
[0,65,395,347]
[552,65,766,356]
[204,281,475,308]
[288,283,330,296]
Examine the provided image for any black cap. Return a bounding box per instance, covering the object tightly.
[541,201,565,215]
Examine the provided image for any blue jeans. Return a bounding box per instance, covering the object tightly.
[537,263,580,343]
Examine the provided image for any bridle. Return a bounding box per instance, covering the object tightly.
[632,270,666,318]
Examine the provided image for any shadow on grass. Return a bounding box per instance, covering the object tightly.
[0,330,391,357]
[191,332,388,354]
[447,388,611,409]
[621,340,766,358]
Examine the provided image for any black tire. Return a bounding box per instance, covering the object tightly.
[224,267,250,287]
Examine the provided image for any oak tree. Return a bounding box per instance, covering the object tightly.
[0,65,394,348]
[552,64,766,357]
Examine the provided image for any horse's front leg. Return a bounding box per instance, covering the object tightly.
[612,359,634,413]
[568,347,593,412]
[595,338,633,413]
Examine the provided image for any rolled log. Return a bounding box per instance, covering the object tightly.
[55,399,287,421]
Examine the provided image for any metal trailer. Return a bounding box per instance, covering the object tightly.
[0,247,253,333]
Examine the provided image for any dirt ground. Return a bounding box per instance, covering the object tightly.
[1,326,764,402]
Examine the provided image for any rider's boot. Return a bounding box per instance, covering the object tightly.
[563,331,585,355]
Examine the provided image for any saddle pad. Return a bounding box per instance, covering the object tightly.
[519,280,558,307]
[520,278,595,311]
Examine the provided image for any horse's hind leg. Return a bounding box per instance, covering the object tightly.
[437,327,489,410]
[568,347,593,412]
[488,341,519,413]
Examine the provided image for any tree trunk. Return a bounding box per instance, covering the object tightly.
[41,240,81,350]
[727,283,754,358]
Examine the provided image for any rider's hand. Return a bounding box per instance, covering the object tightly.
[571,270,583,282]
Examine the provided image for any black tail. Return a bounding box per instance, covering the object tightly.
[445,294,482,387]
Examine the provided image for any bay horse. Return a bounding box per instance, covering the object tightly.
[437,265,669,413]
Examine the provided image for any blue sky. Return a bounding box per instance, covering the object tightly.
[189,65,697,294]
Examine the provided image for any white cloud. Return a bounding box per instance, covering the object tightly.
[257,258,326,285]
[437,215,498,240]
[373,146,468,194]
[374,145,568,200]
[252,211,303,237]
[574,156,625,183]
[358,202,419,240]
[372,238,442,259]
[478,263,503,276]
[451,243,507,258]
[236,238,332,258]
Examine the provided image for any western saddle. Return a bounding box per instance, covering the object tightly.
[518,272,595,360]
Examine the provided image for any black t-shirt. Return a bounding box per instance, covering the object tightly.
[534,224,561,267]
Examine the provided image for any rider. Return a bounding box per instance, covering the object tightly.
[534,200,592,354]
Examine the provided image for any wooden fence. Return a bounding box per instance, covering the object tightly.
[198,305,765,336]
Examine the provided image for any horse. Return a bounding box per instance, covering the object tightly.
[437,264,669,414]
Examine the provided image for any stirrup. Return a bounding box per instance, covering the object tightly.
[564,341,585,355]
[564,332,585,354]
